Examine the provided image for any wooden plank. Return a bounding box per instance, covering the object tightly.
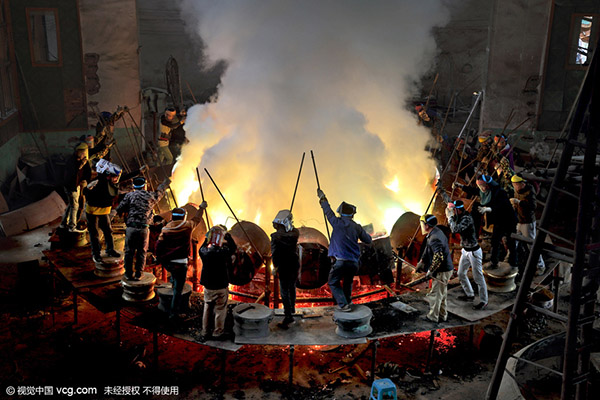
[44,246,123,289]
[0,191,66,236]
[0,192,8,214]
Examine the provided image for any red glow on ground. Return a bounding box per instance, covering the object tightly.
[227,268,393,306]
[396,329,457,352]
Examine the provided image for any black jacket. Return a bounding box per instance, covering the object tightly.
[448,211,479,251]
[463,181,517,229]
[64,154,91,192]
[514,183,536,223]
[271,228,300,281]
[420,226,454,275]
[199,234,236,290]
[84,174,118,209]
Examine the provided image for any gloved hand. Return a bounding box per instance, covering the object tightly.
[317,189,326,201]
[199,200,208,209]
[478,206,492,214]
[510,198,520,207]
[415,261,426,273]
[452,182,464,189]
[445,206,455,219]
[87,180,98,190]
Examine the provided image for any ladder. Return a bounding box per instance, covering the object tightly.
[486,45,599,400]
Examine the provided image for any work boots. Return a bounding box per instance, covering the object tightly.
[105,249,122,258]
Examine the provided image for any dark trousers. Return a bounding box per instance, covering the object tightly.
[86,213,114,256]
[328,259,359,307]
[124,227,149,277]
[279,274,298,317]
[490,224,517,266]
[165,261,188,316]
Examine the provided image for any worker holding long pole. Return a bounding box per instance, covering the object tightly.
[270,153,304,328]
[315,179,372,312]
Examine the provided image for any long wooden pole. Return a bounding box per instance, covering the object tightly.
[203,168,264,263]
[310,150,331,241]
[186,81,198,104]
[290,152,305,213]
[195,167,210,229]
[404,92,482,254]
[124,109,178,208]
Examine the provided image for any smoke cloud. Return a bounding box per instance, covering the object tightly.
[172,0,449,234]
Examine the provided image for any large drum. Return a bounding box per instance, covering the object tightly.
[358,236,395,284]
[228,221,270,286]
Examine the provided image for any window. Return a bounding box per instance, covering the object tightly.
[26,8,61,66]
[0,1,16,119]
[568,14,599,68]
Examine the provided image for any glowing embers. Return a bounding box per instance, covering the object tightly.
[397,330,458,353]
[229,224,396,306]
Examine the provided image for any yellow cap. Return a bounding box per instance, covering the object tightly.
[511,175,524,183]
[478,130,492,143]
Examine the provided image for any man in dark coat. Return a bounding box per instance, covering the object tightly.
[455,174,518,268]
[511,175,545,275]
[199,225,237,341]
[60,143,92,232]
[116,176,170,280]
[157,107,186,166]
[270,209,300,327]
[317,189,372,312]
[84,159,122,263]
[156,202,207,319]
[415,214,454,322]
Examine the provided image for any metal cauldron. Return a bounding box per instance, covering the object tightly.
[390,212,426,266]
[296,226,331,289]
[228,221,270,286]
[157,203,208,243]
[297,242,331,289]
[358,235,395,284]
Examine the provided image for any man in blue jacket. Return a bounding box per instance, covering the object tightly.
[317,189,372,312]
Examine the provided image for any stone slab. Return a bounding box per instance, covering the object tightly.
[446,285,516,322]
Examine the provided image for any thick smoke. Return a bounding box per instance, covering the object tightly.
[172,0,449,234]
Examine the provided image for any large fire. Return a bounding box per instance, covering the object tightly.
[170,0,449,235]
[170,105,436,235]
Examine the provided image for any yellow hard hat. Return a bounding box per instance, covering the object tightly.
[511,175,525,183]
